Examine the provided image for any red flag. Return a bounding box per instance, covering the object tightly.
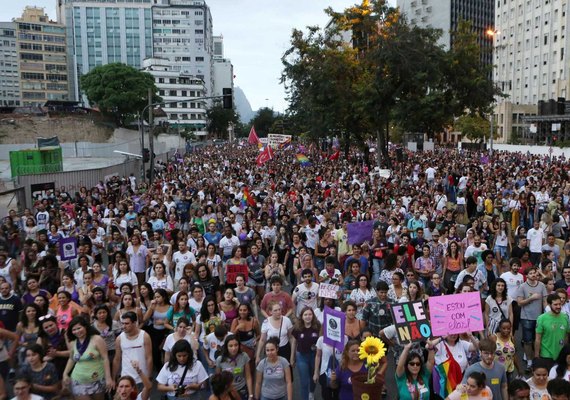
[329,150,340,160]
[248,126,260,145]
[256,146,274,166]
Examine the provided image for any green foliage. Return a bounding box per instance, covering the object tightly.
[454,115,491,142]
[249,107,278,136]
[80,63,160,126]
[206,101,239,139]
[281,0,500,165]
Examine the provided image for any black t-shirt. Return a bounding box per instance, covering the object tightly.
[0,293,23,331]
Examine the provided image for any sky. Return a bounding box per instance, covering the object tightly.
[0,0,396,112]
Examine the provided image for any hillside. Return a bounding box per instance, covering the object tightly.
[0,114,114,144]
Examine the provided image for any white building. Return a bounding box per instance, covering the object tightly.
[0,22,19,106]
[211,34,233,106]
[142,57,208,136]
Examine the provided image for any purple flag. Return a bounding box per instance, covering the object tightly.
[323,306,346,351]
[347,220,375,245]
[59,237,78,261]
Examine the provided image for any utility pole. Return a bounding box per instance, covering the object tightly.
[148,88,154,185]
[489,110,494,155]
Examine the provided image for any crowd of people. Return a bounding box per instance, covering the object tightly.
[1,142,570,400]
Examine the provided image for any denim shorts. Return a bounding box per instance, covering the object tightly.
[520,319,537,343]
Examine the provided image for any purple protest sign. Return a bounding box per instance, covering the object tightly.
[428,292,484,336]
[59,237,78,261]
[347,220,375,245]
[323,306,345,351]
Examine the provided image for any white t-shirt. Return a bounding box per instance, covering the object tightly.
[163,333,198,353]
[434,339,472,372]
[261,317,293,347]
[204,331,231,361]
[527,228,544,253]
[156,362,208,397]
[293,283,319,316]
[315,336,344,376]
[549,365,570,380]
[500,271,524,298]
[148,275,174,292]
[172,251,197,280]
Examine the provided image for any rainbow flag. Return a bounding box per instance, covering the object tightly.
[432,346,463,398]
[241,187,256,207]
[295,153,311,166]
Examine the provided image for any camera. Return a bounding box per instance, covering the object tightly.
[175,385,187,396]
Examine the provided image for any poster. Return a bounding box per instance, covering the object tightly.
[347,220,375,245]
[323,306,345,350]
[428,292,484,336]
[318,283,340,299]
[31,182,55,203]
[59,237,78,261]
[226,264,248,284]
[390,301,432,344]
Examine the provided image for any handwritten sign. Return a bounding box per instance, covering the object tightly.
[390,301,432,344]
[226,264,248,284]
[318,283,340,299]
[323,306,345,351]
[428,292,484,336]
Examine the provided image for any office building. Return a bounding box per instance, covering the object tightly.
[15,7,68,106]
[57,0,153,101]
[0,22,19,106]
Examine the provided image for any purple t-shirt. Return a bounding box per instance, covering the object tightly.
[22,289,49,305]
[336,364,367,400]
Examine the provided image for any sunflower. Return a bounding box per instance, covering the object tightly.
[358,336,386,366]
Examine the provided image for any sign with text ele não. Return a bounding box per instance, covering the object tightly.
[390,301,432,344]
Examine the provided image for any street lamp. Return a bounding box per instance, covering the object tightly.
[485,28,500,155]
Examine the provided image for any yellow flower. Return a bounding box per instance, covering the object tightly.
[358,336,386,366]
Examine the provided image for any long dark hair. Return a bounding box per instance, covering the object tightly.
[168,339,195,372]
[20,303,41,327]
[93,304,113,328]
[219,334,242,362]
[139,282,154,306]
[200,295,220,323]
[66,315,99,342]
[555,344,570,378]
[293,306,321,332]
[404,352,427,386]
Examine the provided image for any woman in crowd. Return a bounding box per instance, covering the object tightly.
[163,317,199,363]
[196,295,226,343]
[291,307,321,400]
[264,251,286,292]
[57,272,80,304]
[234,274,258,316]
[256,301,294,367]
[313,330,344,400]
[406,281,428,304]
[396,342,434,400]
[194,263,221,301]
[91,304,120,362]
[206,243,223,285]
[230,303,260,375]
[215,335,253,400]
[113,364,153,400]
[21,277,50,305]
[54,290,79,332]
[342,301,363,341]
[429,332,480,375]
[526,358,551,398]
[126,234,149,286]
[156,339,209,400]
[91,262,109,289]
[349,274,374,320]
[484,278,513,336]
[15,304,40,365]
[114,292,143,324]
[137,283,154,328]
[388,271,408,303]
[490,319,521,382]
[210,370,241,400]
[445,371,492,400]
[315,297,341,325]
[165,291,195,331]
[255,337,293,400]
[330,340,367,400]
[36,314,69,378]
[17,344,60,399]
[10,375,42,400]
[62,316,114,400]
[112,259,139,297]
[147,262,174,294]
[443,241,463,292]
[218,287,240,329]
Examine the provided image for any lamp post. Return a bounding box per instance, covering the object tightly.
[486,28,500,155]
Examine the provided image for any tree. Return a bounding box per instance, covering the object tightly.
[249,107,278,136]
[206,101,239,139]
[80,63,160,126]
[454,115,491,142]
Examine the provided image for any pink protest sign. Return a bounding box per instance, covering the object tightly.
[428,292,484,336]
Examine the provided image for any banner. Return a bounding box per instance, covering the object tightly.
[226,264,248,284]
[31,182,55,203]
[347,220,375,245]
[390,301,432,344]
[318,283,340,299]
[37,136,60,148]
[428,292,484,336]
[267,134,292,148]
[323,306,345,350]
[59,237,78,261]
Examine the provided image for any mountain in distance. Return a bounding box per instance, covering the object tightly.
[234,86,255,123]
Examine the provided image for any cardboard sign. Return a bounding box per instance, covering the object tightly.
[390,301,432,344]
[226,264,248,284]
[428,292,484,336]
[347,220,375,245]
[59,237,78,261]
[323,306,345,351]
[318,283,340,299]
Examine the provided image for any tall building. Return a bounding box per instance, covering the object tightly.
[492,0,569,142]
[57,0,153,101]
[15,7,68,106]
[211,34,233,112]
[141,57,207,135]
[0,22,19,106]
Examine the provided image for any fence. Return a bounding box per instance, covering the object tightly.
[16,158,142,210]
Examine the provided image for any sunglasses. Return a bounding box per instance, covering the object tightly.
[408,362,421,366]
[39,315,54,322]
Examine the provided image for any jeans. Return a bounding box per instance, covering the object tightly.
[371,259,383,287]
[296,350,316,400]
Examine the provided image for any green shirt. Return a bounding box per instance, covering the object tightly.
[395,368,430,400]
[536,311,570,359]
